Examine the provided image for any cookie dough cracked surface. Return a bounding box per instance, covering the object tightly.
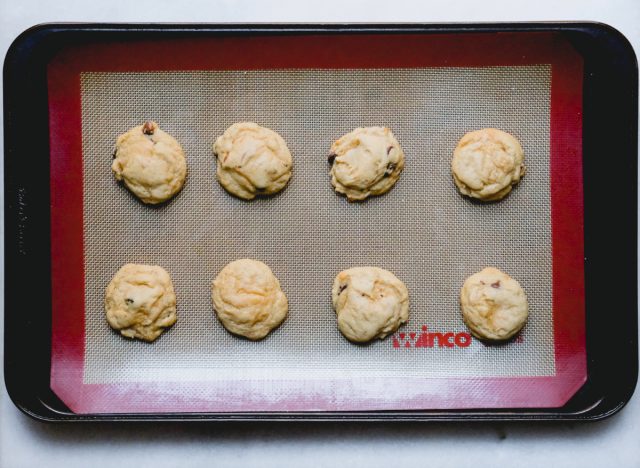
[213,122,293,200]
[105,264,177,342]
[112,121,187,204]
[332,267,409,342]
[329,127,405,201]
[211,259,288,340]
[460,267,528,341]
[451,128,525,201]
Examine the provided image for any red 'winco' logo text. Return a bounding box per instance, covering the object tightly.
[392,326,472,349]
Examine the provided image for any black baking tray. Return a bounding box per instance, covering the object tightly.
[3,22,637,422]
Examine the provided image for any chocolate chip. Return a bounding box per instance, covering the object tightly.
[142,121,156,135]
[491,281,501,289]
[125,298,134,305]
[338,284,347,294]
[328,153,337,164]
[384,162,397,176]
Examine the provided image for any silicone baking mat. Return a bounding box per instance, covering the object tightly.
[48,33,586,413]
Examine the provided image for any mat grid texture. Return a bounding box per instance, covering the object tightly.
[81,66,553,384]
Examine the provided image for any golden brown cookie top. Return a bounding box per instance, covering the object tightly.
[211,259,288,340]
[329,126,405,201]
[332,266,409,342]
[105,263,177,342]
[112,121,187,204]
[213,122,293,200]
[451,128,525,201]
[460,267,528,341]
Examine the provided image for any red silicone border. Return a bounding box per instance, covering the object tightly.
[49,32,585,413]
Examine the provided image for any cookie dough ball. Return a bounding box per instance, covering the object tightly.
[112,121,187,204]
[105,264,177,342]
[211,259,288,340]
[213,122,293,200]
[460,267,528,341]
[329,127,405,201]
[332,267,409,342]
[451,128,525,201]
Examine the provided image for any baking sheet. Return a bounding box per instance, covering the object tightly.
[80,66,554,387]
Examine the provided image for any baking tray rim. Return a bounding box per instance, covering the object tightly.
[3,21,637,422]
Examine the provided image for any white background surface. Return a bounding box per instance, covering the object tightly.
[0,1,638,467]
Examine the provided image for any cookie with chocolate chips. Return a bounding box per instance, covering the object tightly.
[328,127,405,201]
[451,128,525,201]
[112,121,187,204]
[332,267,409,342]
[213,122,293,200]
[105,263,177,342]
[460,267,528,341]
[212,259,288,340]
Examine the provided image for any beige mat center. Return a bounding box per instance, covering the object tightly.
[81,66,553,384]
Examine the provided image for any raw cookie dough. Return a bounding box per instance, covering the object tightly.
[211,259,288,340]
[451,128,525,201]
[460,267,528,341]
[332,267,409,342]
[112,121,187,204]
[213,122,293,200]
[329,127,405,201]
[105,263,177,342]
